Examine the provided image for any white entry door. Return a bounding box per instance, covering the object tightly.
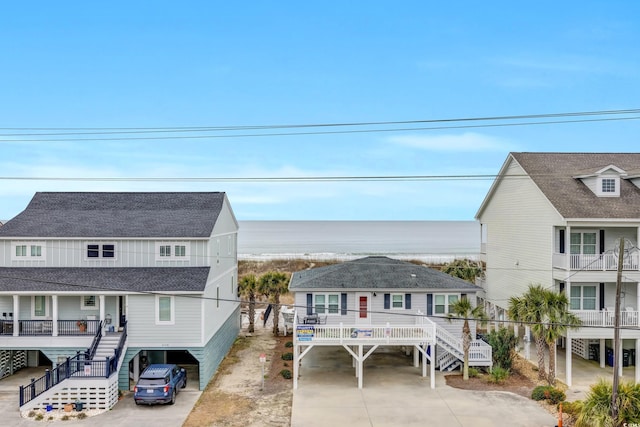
[355,292,371,325]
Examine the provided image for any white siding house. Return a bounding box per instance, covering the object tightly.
[476,153,640,386]
[0,192,240,410]
[288,256,491,389]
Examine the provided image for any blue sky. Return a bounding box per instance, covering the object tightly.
[2,1,640,221]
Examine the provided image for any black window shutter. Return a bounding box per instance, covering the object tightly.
[341,293,347,315]
[384,293,390,309]
[559,230,565,254]
[599,283,605,310]
[599,230,605,254]
[559,282,565,294]
[427,294,433,316]
[461,293,467,301]
[405,294,411,309]
[306,293,313,315]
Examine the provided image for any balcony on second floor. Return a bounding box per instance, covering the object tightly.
[553,252,640,271]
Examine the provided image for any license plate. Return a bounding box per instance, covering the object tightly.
[146,389,154,393]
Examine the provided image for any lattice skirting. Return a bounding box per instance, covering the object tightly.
[571,338,589,359]
[22,375,118,412]
[0,350,27,379]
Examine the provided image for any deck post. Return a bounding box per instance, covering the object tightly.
[293,341,299,390]
[430,344,435,389]
[600,340,606,368]
[565,337,572,387]
[636,339,640,384]
[413,346,419,367]
[357,345,363,389]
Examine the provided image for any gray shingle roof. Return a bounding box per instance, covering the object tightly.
[289,256,481,291]
[0,192,226,238]
[0,267,210,293]
[511,153,640,219]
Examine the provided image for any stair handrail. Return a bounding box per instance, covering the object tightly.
[435,326,463,357]
[108,321,128,376]
[86,320,104,359]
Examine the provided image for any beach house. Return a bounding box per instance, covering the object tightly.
[476,152,640,385]
[287,256,491,389]
[0,192,240,410]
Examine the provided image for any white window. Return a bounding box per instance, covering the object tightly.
[81,295,97,310]
[11,242,45,260]
[570,286,597,310]
[597,177,620,196]
[570,232,597,255]
[155,242,189,260]
[314,294,340,314]
[391,294,404,309]
[434,294,459,315]
[32,296,49,318]
[86,243,116,259]
[156,295,175,325]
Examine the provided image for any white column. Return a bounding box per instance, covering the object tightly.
[357,345,363,389]
[636,339,640,384]
[430,344,435,389]
[566,226,571,270]
[52,295,58,337]
[12,295,19,337]
[619,339,624,377]
[566,337,572,387]
[293,343,299,390]
[524,326,531,342]
[413,346,419,367]
[600,340,606,368]
[133,353,140,383]
[513,323,519,340]
[99,295,105,335]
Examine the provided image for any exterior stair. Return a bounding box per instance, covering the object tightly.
[435,325,492,371]
[93,332,122,360]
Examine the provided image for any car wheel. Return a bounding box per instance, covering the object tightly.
[135,400,140,406]
[182,378,187,389]
[169,389,176,405]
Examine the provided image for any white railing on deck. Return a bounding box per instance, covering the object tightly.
[292,311,436,345]
[554,253,640,271]
[435,326,492,362]
[571,310,639,327]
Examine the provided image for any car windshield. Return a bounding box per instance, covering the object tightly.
[137,378,167,386]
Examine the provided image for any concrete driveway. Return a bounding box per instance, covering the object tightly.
[292,346,557,427]
[0,368,201,427]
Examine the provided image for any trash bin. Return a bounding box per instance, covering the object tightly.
[589,344,599,362]
[623,350,630,367]
[631,349,636,366]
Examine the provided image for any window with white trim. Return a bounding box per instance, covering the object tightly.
[156,295,175,324]
[86,243,116,259]
[570,285,597,310]
[314,293,340,314]
[32,295,49,318]
[434,294,459,315]
[81,295,97,310]
[155,242,189,260]
[391,293,404,309]
[597,176,620,196]
[11,242,45,260]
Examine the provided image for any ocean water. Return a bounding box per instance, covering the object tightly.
[237,220,480,262]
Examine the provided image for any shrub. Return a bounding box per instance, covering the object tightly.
[485,327,518,370]
[468,367,480,378]
[281,352,293,360]
[488,367,509,384]
[77,412,88,419]
[27,411,36,418]
[576,379,640,427]
[35,413,43,421]
[62,414,70,420]
[560,400,582,416]
[280,369,292,379]
[531,385,565,404]
[285,341,293,348]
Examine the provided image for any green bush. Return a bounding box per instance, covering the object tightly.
[560,400,582,415]
[468,367,480,378]
[281,352,293,360]
[531,385,565,404]
[485,327,518,370]
[280,369,292,379]
[488,366,510,384]
[285,341,293,348]
[576,379,640,427]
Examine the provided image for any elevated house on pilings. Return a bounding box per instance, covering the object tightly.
[288,256,492,389]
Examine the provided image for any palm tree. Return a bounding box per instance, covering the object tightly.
[258,271,290,336]
[540,291,581,385]
[507,284,548,381]
[239,274,259,333]
[448,298,487,380]
[442,259,483,283]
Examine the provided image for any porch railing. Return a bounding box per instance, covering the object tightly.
[553,253,640,271]
[571,310,639,327]
[0,319,101,337]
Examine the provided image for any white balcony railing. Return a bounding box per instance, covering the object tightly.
[293,313,436,345]
[571,310,640,327]
[553,253,640,271]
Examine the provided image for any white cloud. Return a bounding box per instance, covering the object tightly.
[388,132,513,152]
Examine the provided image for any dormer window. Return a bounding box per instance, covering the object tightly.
[597,176,620,197]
